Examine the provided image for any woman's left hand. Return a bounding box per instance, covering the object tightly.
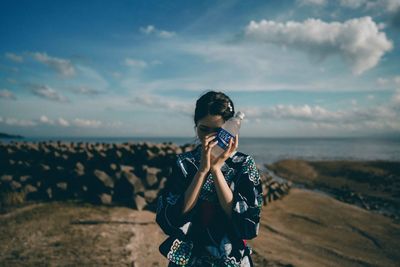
[210,134,238,172]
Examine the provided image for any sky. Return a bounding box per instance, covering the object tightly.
[0,0,400,138]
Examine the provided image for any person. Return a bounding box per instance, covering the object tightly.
[156,91,263,267]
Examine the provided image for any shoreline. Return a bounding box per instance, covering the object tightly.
[2,137,400,164]
[1,141,398,219]
[266,159,400,223]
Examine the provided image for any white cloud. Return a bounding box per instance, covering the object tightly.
[38,116,69,127]
[302,0,400,11]
[5,52,23,63]
[159,30,176,38]
[0,115,123,130]
[129,94,193,116]
[38,116,104,128]
[395,76,400,85]
[241,99,400,132]
[57,118,70,127]
[69,86,103,95]
[112,72,122,79]
[392,89,400,104]
[139,25,176,38]
[377,75,400,87]
[377,77,389,86]
[1,117,37,127]
[173,40,330,92]
[30,85,70,103]
[241,104,343,123]
[74,65,109,91]
[39,115,53,125]
[365,0,400,12]
[0,89,17,100]
[297,0,327,5]
[244,17,393,75]
[73,118,102,128]
[387,0,400,11]
[340,0,367,8]
[106,121,123,128]
[140,25,155,34]
[31,52,75,77]
[272,104,343,121]
[150,60,162,65]
[124,58,148,68]
[123,58,162,69]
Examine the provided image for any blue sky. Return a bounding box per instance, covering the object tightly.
[1,0,400,138]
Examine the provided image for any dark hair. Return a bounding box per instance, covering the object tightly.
[194,90,235,126]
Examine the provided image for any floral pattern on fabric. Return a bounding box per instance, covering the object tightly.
[198,166,236,202]
[167,239,193,266]
[156,145,262,267]
[232,155,245,163]
[241,156,260,186]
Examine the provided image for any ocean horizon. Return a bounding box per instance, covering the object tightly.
[2,136,399,165]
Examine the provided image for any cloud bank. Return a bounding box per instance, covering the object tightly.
[0,89,17,100]
[32,52,76,77]
[244,17,393,74]
[0,115,119,129]
[5,52,23,63]
[139,25,176,38]
[30,85,70,103]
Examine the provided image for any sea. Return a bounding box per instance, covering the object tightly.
[1,136,400,165]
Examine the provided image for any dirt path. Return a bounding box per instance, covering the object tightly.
[0,201,168,266]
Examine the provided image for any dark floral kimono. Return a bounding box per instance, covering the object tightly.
[156,144,263,267]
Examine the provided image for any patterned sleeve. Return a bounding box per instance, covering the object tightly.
[231,155,263,240]
[155,155,194,237]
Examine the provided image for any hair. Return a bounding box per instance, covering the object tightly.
[194,90,235,127]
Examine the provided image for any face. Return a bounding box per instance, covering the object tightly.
[196,114,225,141]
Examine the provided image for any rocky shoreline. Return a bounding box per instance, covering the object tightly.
[266,159,400,223]
[0,141,291,213]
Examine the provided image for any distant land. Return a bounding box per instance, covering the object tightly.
[0,132,24,139]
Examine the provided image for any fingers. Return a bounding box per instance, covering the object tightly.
[234,134,238,150]
[202,132,216,143]
[205,134,217,144]
[209,139,219,149]
[225,135,238,155]
[221,137,234,157]
[203,133,218,150]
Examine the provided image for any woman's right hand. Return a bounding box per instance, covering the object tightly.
[198,132,219,174]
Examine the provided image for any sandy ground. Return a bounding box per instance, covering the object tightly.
[249,188,400,267]
[0,201,167,267]
[1,188,399,267]
[266,160,400,221]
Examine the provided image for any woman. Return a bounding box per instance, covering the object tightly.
[156,91,263,267]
